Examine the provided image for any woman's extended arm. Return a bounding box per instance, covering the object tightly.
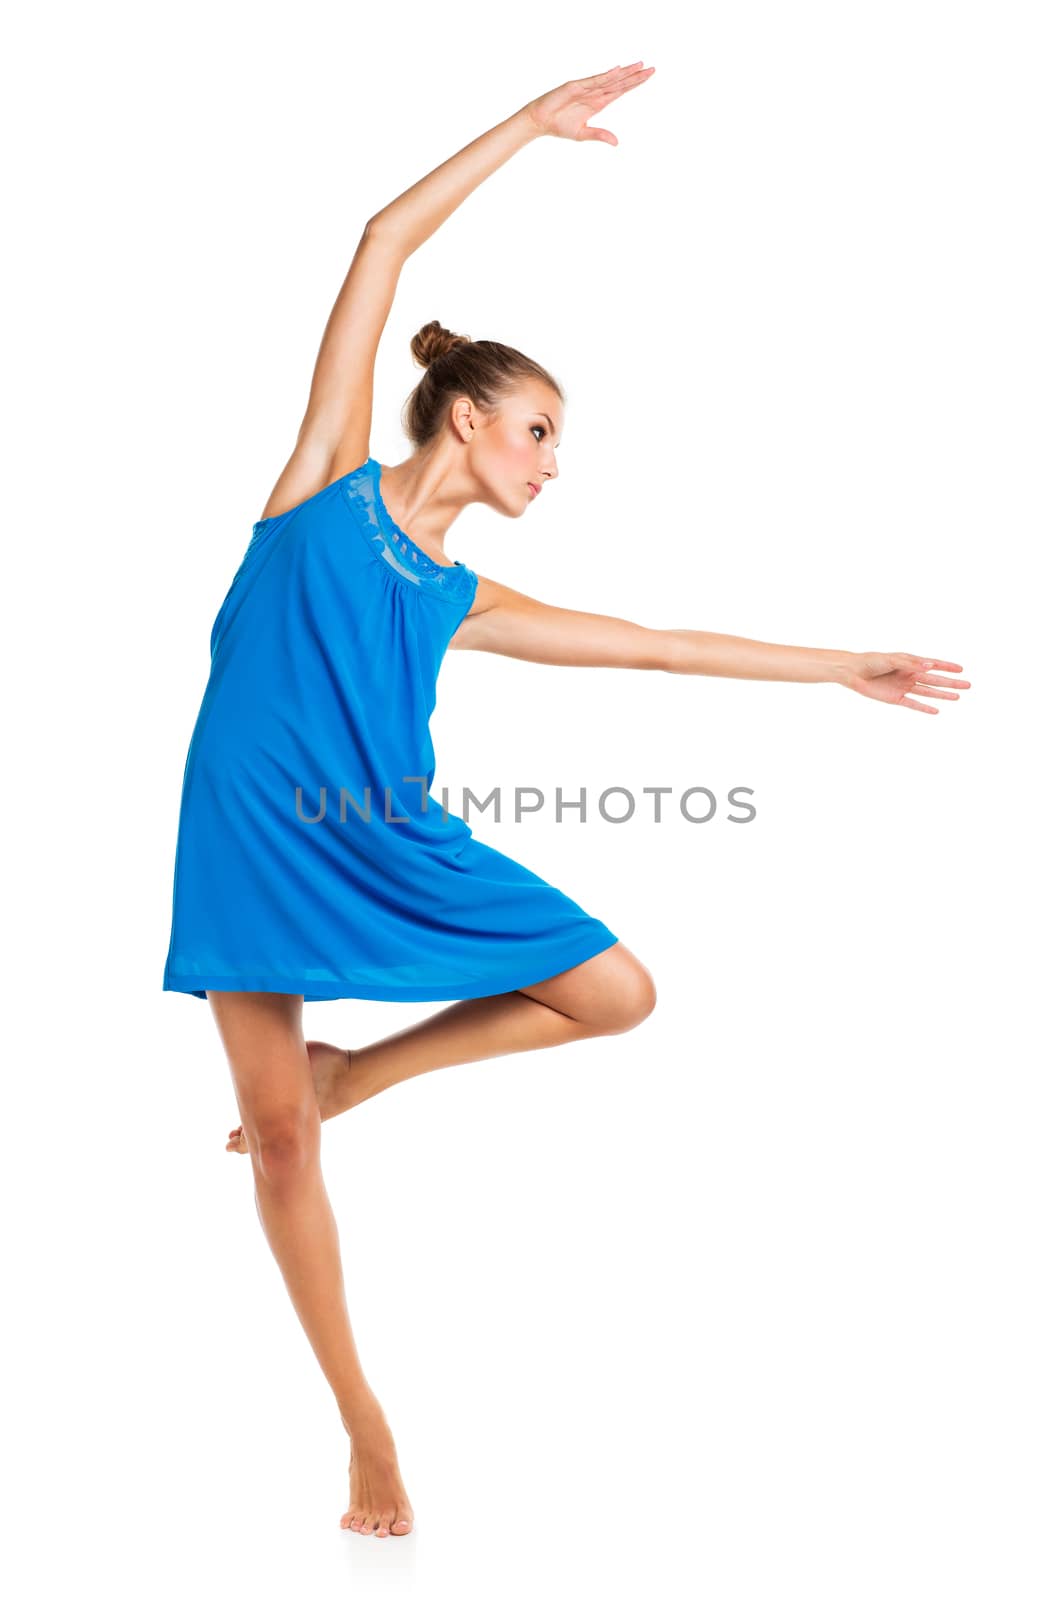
[451,577,971,714]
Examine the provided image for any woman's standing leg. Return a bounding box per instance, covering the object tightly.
[207,989,414,1537]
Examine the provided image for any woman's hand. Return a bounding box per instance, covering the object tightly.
[843,652,971,713]
[524,62,656,145]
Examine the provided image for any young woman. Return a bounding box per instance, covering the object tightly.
[162,64,969,1539]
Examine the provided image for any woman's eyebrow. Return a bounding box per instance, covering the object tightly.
[537,412,560,442]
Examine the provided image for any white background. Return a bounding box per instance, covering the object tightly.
[5,1,1040,1595]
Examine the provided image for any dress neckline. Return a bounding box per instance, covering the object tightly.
[368,458,462,573]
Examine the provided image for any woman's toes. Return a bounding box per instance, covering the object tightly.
[339,1505,411,1536]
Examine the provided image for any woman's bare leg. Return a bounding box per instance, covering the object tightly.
[207,989,414,1538]
[226,943,655,1151]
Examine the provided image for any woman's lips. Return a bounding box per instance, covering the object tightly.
[527,482,541,498]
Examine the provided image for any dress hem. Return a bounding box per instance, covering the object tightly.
[163,931,621,1003]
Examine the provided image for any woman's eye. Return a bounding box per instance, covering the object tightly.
[531,425,545,441]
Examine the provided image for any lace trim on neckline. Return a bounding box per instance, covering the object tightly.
[341,459,476,603]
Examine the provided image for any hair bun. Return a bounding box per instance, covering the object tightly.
[411,319,471,370]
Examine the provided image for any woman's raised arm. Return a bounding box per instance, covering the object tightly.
[264,63,656,502]
[365,63,654,259]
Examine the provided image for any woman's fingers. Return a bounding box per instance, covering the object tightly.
[598,65,655,92]
[579,62,654,93]
[578,63,632,85]
[595,67,656,106]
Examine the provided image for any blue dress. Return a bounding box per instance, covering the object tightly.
[162,456,619,1001]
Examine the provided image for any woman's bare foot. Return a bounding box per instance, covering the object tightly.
[340,1413,415,1537]
[225,1041,352,1153]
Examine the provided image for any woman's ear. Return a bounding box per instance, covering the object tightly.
[450,397,478,442]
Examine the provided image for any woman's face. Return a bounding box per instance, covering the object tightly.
[464,381,562,518]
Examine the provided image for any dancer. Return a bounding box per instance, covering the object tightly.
[162,64,969,1539]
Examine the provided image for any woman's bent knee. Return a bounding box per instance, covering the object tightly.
[602,966,657,1033]
[518,942,656,1033]
[575,949,658,1033]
